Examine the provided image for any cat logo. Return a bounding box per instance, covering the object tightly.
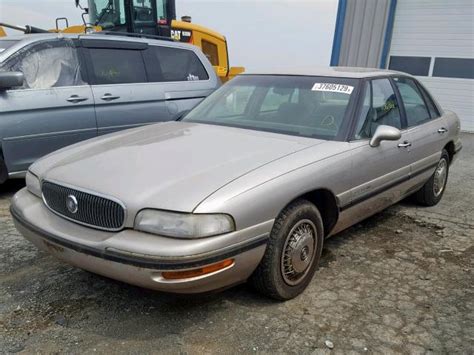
[171,29,181,41]
[171,29,192,43]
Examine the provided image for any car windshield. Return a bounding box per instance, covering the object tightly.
[183,75,359,140]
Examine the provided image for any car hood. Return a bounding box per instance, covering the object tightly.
[32,122,323,213]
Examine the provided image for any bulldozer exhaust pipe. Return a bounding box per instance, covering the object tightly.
[0,22,50,34]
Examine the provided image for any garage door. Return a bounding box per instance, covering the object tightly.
[387,0,474,132]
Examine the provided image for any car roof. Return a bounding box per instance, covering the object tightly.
[0,32,196,62]
[1,32,181,44]
[243,66,409,79]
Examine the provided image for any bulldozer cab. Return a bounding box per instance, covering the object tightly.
[81,0,176,36]
[78,0,244,81]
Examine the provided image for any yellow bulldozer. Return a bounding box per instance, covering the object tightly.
[0,0,243,82]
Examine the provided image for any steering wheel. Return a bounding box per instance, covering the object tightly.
[320,115,338,131]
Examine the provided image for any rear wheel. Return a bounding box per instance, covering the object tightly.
[415,149,450,206]
[251,199,324,300]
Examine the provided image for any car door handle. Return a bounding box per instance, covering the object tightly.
[398,141,412,148]
[437,127,448,134]
[101,93,120,101]
[67,95,88,103]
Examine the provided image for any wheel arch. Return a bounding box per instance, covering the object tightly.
[283,188,339,237]
[443,141,455,165]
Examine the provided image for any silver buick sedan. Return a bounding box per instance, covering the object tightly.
[11,68,462,300]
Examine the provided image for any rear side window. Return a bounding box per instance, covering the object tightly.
[393,77,431,127]
[418,84,440,119]
[147,46,209,82]
[88,48,147,84]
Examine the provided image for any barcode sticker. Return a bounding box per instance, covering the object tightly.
[312,83,354,94]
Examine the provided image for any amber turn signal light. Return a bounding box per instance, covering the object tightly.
[162,259,234,280]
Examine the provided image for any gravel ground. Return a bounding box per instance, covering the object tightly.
[1,134,473,354]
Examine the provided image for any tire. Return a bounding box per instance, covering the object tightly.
[415,149,450,207]
[250,199,324,300]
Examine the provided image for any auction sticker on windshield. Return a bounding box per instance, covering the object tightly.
[312,83,354,94]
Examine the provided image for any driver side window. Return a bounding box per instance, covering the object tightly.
[354,78,402,139]
[5,41,85,90]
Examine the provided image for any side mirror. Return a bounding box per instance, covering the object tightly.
[0,71,24,91]
[369,125,401,147]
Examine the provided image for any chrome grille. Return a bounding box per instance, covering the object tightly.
[42,181,125,231]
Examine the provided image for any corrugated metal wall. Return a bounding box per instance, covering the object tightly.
[338,0,391,68]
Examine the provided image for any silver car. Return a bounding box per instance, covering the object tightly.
[0,33,219,184]
[11,68,462,300]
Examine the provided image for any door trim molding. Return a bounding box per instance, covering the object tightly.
[2,127,97,142]
[339,162,437,211]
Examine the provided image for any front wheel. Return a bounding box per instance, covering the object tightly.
[250,199,324,300]
[415,149,450,206]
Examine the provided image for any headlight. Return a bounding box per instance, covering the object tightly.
[134,209,235,238]
[25,171,41,197]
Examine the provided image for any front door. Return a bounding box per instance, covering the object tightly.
[345,78,412,213]
[0,40,96,174]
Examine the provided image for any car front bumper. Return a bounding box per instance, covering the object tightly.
[11,188,271,294]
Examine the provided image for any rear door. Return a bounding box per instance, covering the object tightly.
[391,77,447,177]
[142,44,218,120]
[82,39,170,135]
[0,39,96,174]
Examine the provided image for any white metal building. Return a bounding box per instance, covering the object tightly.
[389,0,474,132]
[331,0,474,132]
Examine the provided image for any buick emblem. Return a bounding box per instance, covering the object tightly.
[66,195,79,214]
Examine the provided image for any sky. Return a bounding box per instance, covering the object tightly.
[0,0,338,70]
